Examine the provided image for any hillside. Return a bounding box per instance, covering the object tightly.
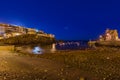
[0,34,55,45]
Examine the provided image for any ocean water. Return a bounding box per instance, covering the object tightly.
[56,41,89,50]
[16,41,89,54]
[32,41,89,54]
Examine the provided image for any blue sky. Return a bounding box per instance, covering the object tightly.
[0,0,120,40]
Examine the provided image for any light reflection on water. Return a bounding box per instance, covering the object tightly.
[32,46,43,54]
[32,41,88,54]
[31,44,56,54]
[18,41,88,54]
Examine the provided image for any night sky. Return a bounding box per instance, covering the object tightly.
[0,0,120,40]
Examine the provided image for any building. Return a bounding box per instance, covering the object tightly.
[27,28,36,34]
[0,24,25,33]
[0,24,27,38]
[0,23,55,39]
[99,29,119,41]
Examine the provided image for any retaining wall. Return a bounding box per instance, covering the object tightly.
[0,45,15,51]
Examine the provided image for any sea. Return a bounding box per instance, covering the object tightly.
[16,40,89,54]
[56,40,89,50]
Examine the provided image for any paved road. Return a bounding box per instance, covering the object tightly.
[0,51,92,80]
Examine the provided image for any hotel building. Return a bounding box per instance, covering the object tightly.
[0,23,55,39]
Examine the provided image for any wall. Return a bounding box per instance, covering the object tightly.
[0,45,15,51]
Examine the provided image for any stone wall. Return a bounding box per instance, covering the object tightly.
[0,45,15,51]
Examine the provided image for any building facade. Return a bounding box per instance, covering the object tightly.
[0,23,55,39]
[0,24,27,38]
[99,29,119,41]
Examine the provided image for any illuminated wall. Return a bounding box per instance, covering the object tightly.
[0,26,5,35]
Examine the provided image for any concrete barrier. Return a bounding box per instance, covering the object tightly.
[0,45,15,51]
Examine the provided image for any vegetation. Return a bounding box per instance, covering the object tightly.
[0,34,55,45]
[20,47,120,80]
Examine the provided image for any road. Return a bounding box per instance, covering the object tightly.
[0,51,92,80]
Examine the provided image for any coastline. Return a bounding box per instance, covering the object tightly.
[1,46,120,79]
